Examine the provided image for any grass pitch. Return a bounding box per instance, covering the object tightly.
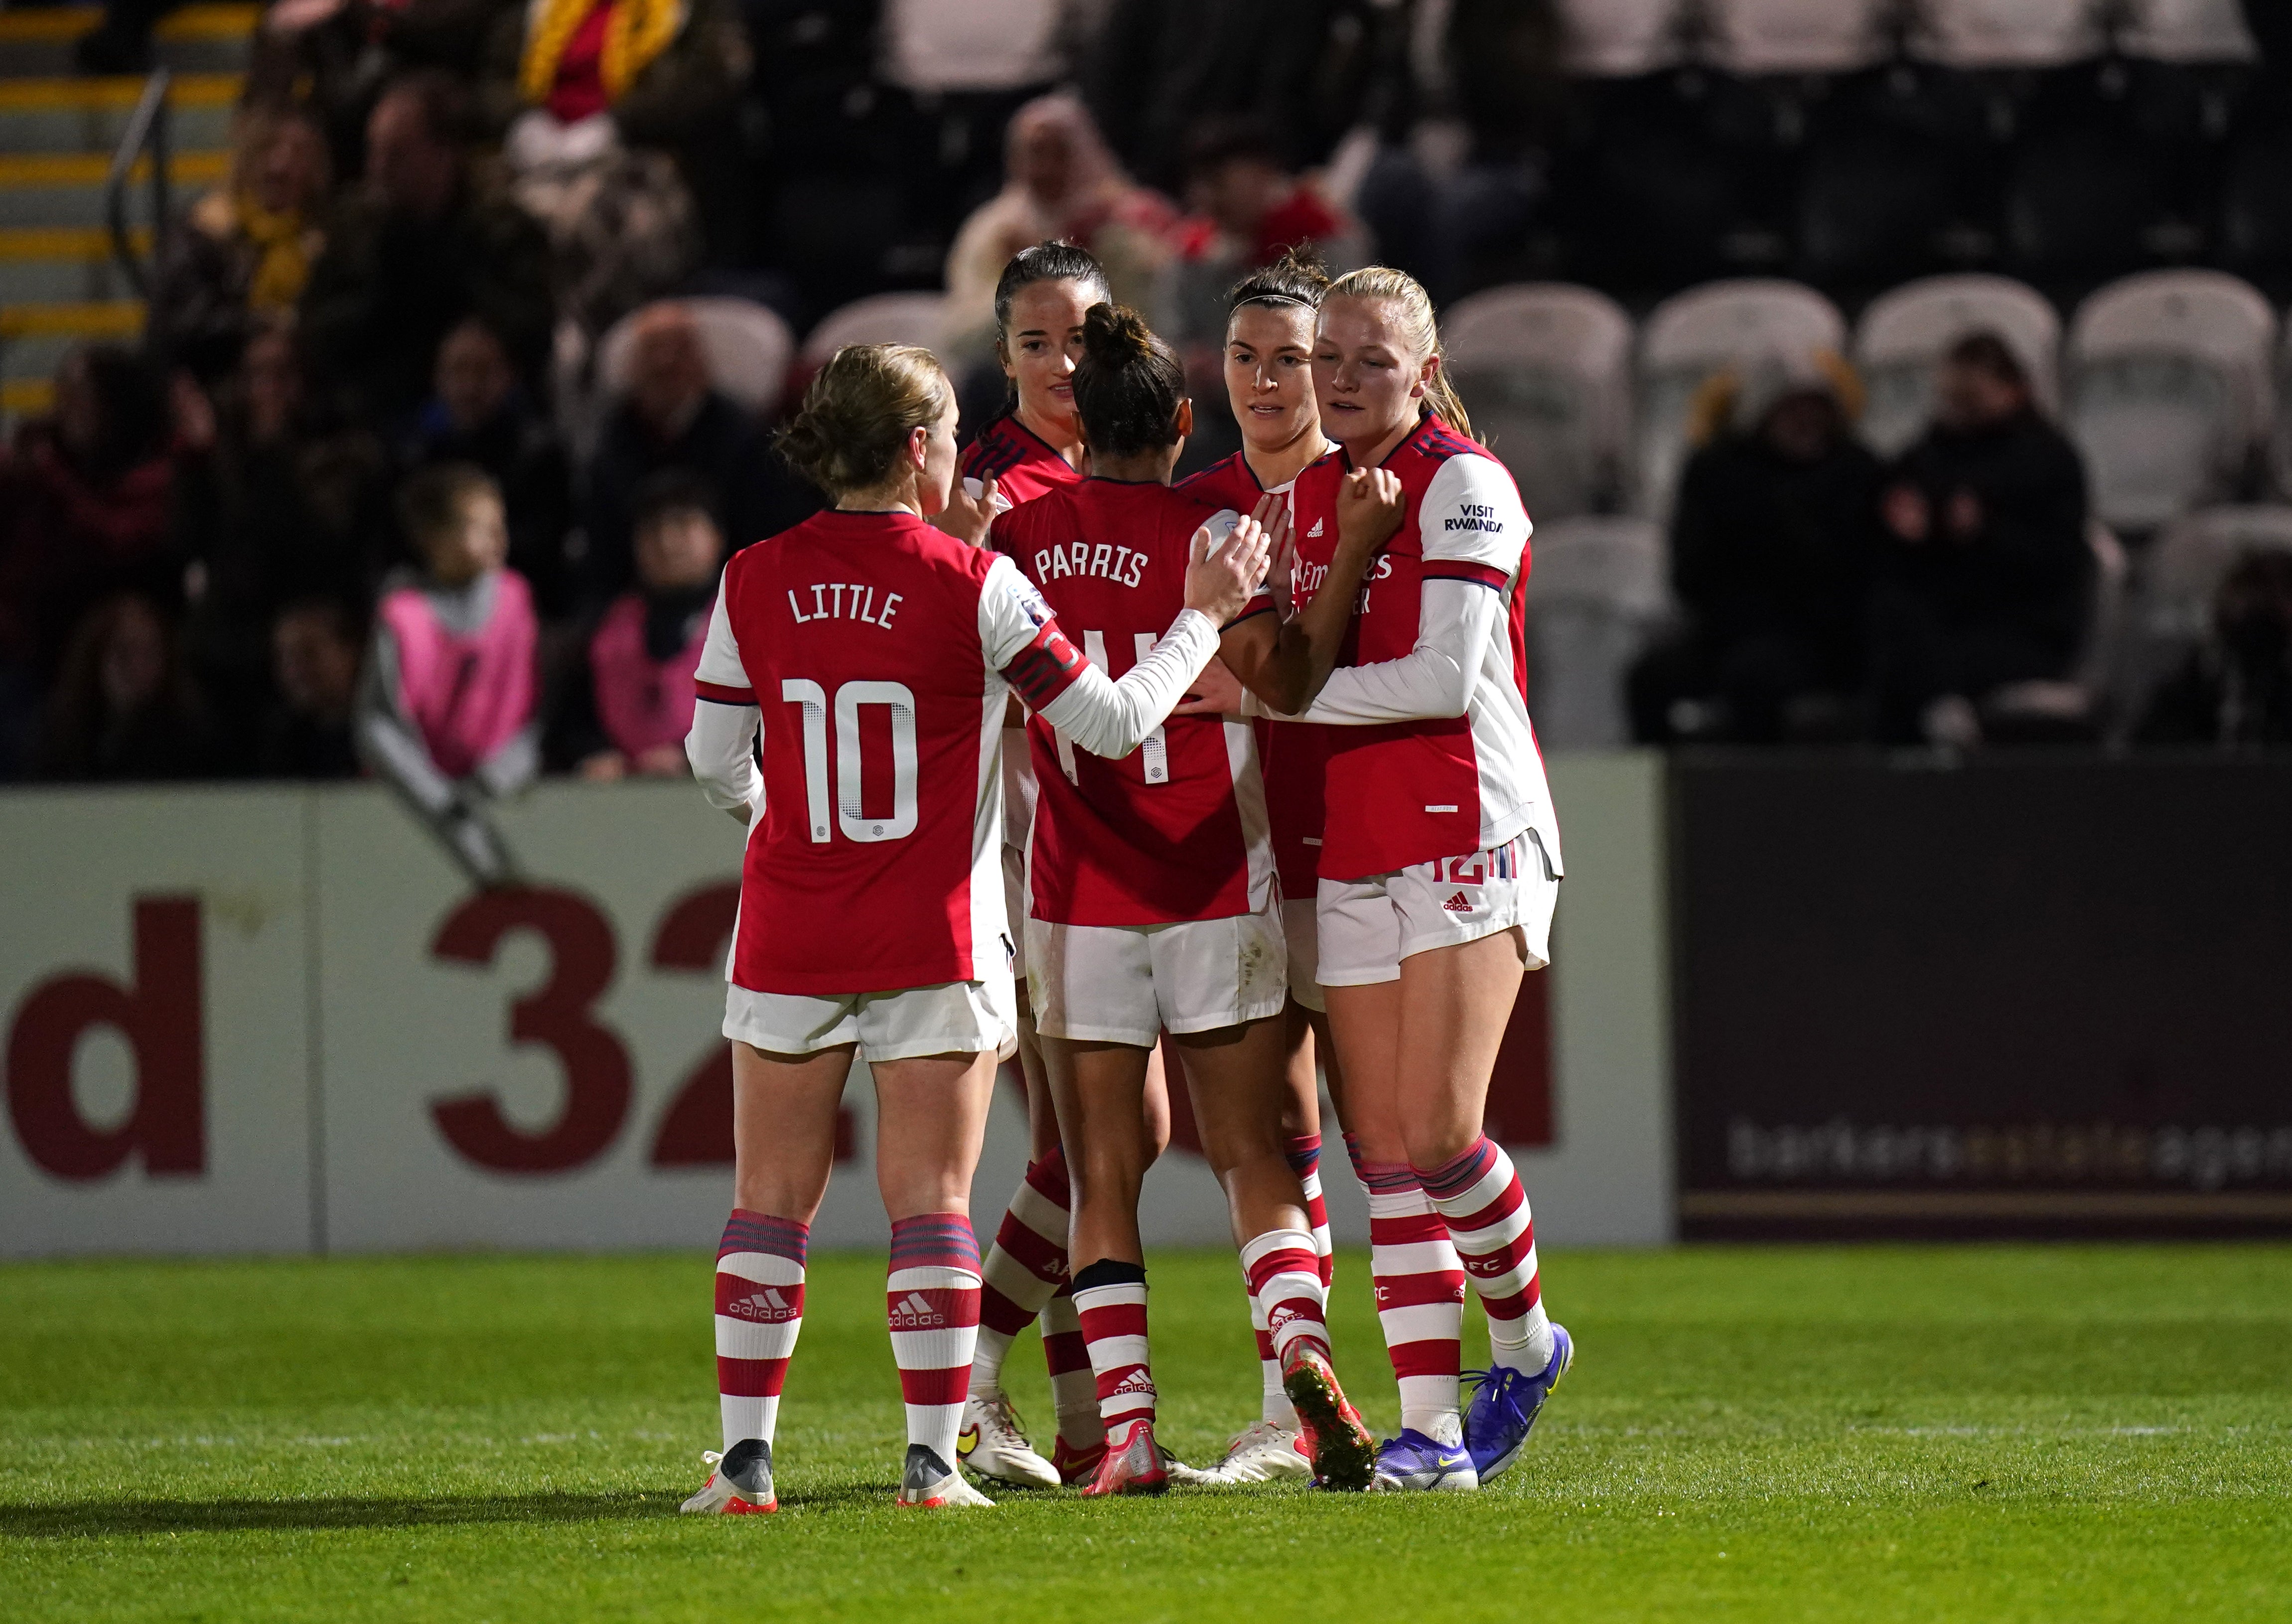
[2,1244,2288,1623]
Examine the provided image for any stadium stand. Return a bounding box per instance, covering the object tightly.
[1521,513,1671,749]
[1854,274,2062,457]
[1442,283,1634,521]
[2117,502,2292,717]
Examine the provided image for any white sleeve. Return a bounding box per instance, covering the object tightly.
[1276,578,1500,725]
[684,579,761,822]
[1419,452,1531,574]
[977,553,1221,758]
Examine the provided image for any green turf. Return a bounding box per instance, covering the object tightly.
[2,1245,2288,1622]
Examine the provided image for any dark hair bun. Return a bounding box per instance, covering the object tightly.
[1071,302,1185,460]
[1082,301,1155,365]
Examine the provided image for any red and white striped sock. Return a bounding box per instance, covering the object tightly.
[1040,1286,1102,1447]
[1284,1133,1334,1287]
[968,1149,1071,1398]
[1419,1137,1554,1375]
[713,1209,807,1452]
[1241,1227,1331,1369]
[1352,1137,1466,1438]
[1242,1272,1298,1427]
[886,1214,982,1468]
[1071,1261,1155,1433]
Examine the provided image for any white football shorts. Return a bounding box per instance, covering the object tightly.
[1025,900,1288,1047]
[1280,895,1325,1014]
[1001,840,1029,984]
[724,976,1018,1063]
[1315,831,1559,988]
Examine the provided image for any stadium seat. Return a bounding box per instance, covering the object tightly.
[1999,101,2182,289]
[1983,521,2128,738]
[1632,279,1846,523]
[2116,0,2260,63]
[2113,503,2292,717]
[801,293,950,369]
[1522,515,1672,750]
[1555,0,1688,76]
[1702,0,1895,76]
[877,0,1065,93]
[1907,0,2109,68]
[1854,274,2062,458]
[2064,270,2276,534]
[1443,284,1635,521]
[596,297,796,418]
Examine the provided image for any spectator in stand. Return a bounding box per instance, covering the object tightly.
[553,471,721,779]
[357,464,540,886]
[153,103,333,389]
[177,323,389,765]
[260,596,367,778]
[2137,551,2292,747]
[1629,351,1882,744]
[301,71,554,431]
[405,317,574,616]
[0,345,186,691]
[1869,332,2093,747]
[477,0,745,294]
[1156,116,1365,468]
[943,93,1178,371]
[250,0,519,180]
[39,594,215,782]
[580,301,783,605]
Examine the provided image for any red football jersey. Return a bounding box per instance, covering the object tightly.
[1290,414,1553,881]
[998,479,1276,926]
[962,413,1084,510]
[1177,450,1323,901]
[695,509,1087,995]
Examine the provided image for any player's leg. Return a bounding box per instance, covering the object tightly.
[1391,843,1571,1483]
[1321,878,1477,1492]
[682,1032,851,1514]
[1176,1000,1374,1493]
[873,1038,1001,1509]
[1044,1033,1167,1495]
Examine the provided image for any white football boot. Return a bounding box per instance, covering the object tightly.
[679,1439,776,1514]
[1210,1420,1312,1483]
[898,1444,996,1508]
[957,1392,1059,1488]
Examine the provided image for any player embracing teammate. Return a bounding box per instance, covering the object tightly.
[677,339,1267,1513]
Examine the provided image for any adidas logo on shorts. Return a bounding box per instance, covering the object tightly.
[887,1291,947,1329]
[725,1288,800,1324]
[1442,890,1474,913]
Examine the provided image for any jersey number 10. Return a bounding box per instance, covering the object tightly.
[781,679,919,843]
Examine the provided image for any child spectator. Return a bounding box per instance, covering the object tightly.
[39,594,215,783]
[357,463,540,885]
[261,597,366,779]
[557,471,722,779]
[404,317,574,615]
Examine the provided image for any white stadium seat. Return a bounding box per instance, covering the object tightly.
[880,0,1064,93]
[1556,0,1688,76]
[1522,516,1673,750]
[802,293,951,370]
[2065,271,2276,535]
[2271,323,2292,499]
[596,296,796,418]
[1634,279,1846,525]
[2116,0,2260,63]
[1853,275,2062,459]
[1908,0,2108,68]
[1444,284,1635,522]
[1702,0,1895,76]
[2115,504,2292,714]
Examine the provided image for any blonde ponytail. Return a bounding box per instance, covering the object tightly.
[1323,265,1475,443]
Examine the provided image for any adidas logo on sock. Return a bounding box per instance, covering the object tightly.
[1266,1303,1308,1335]
[725,1287,800,1324]
[1109,1369,1157,1399]
[888,1291,948,1329]
[1441,890,1474,913]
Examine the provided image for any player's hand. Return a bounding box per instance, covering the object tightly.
[1251,493,1297,617]
[1335,466,1405,553]
[1183,513,1271,625]
[1174,655,1245,715]
[932,473,997,547]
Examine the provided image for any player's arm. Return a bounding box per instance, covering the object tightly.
[684,580,763,825]
[1267,457,1526,726]
[982,532,1267,758]
[1218,469,1406,715]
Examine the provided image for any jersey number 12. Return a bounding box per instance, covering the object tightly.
[781,679,919,843]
